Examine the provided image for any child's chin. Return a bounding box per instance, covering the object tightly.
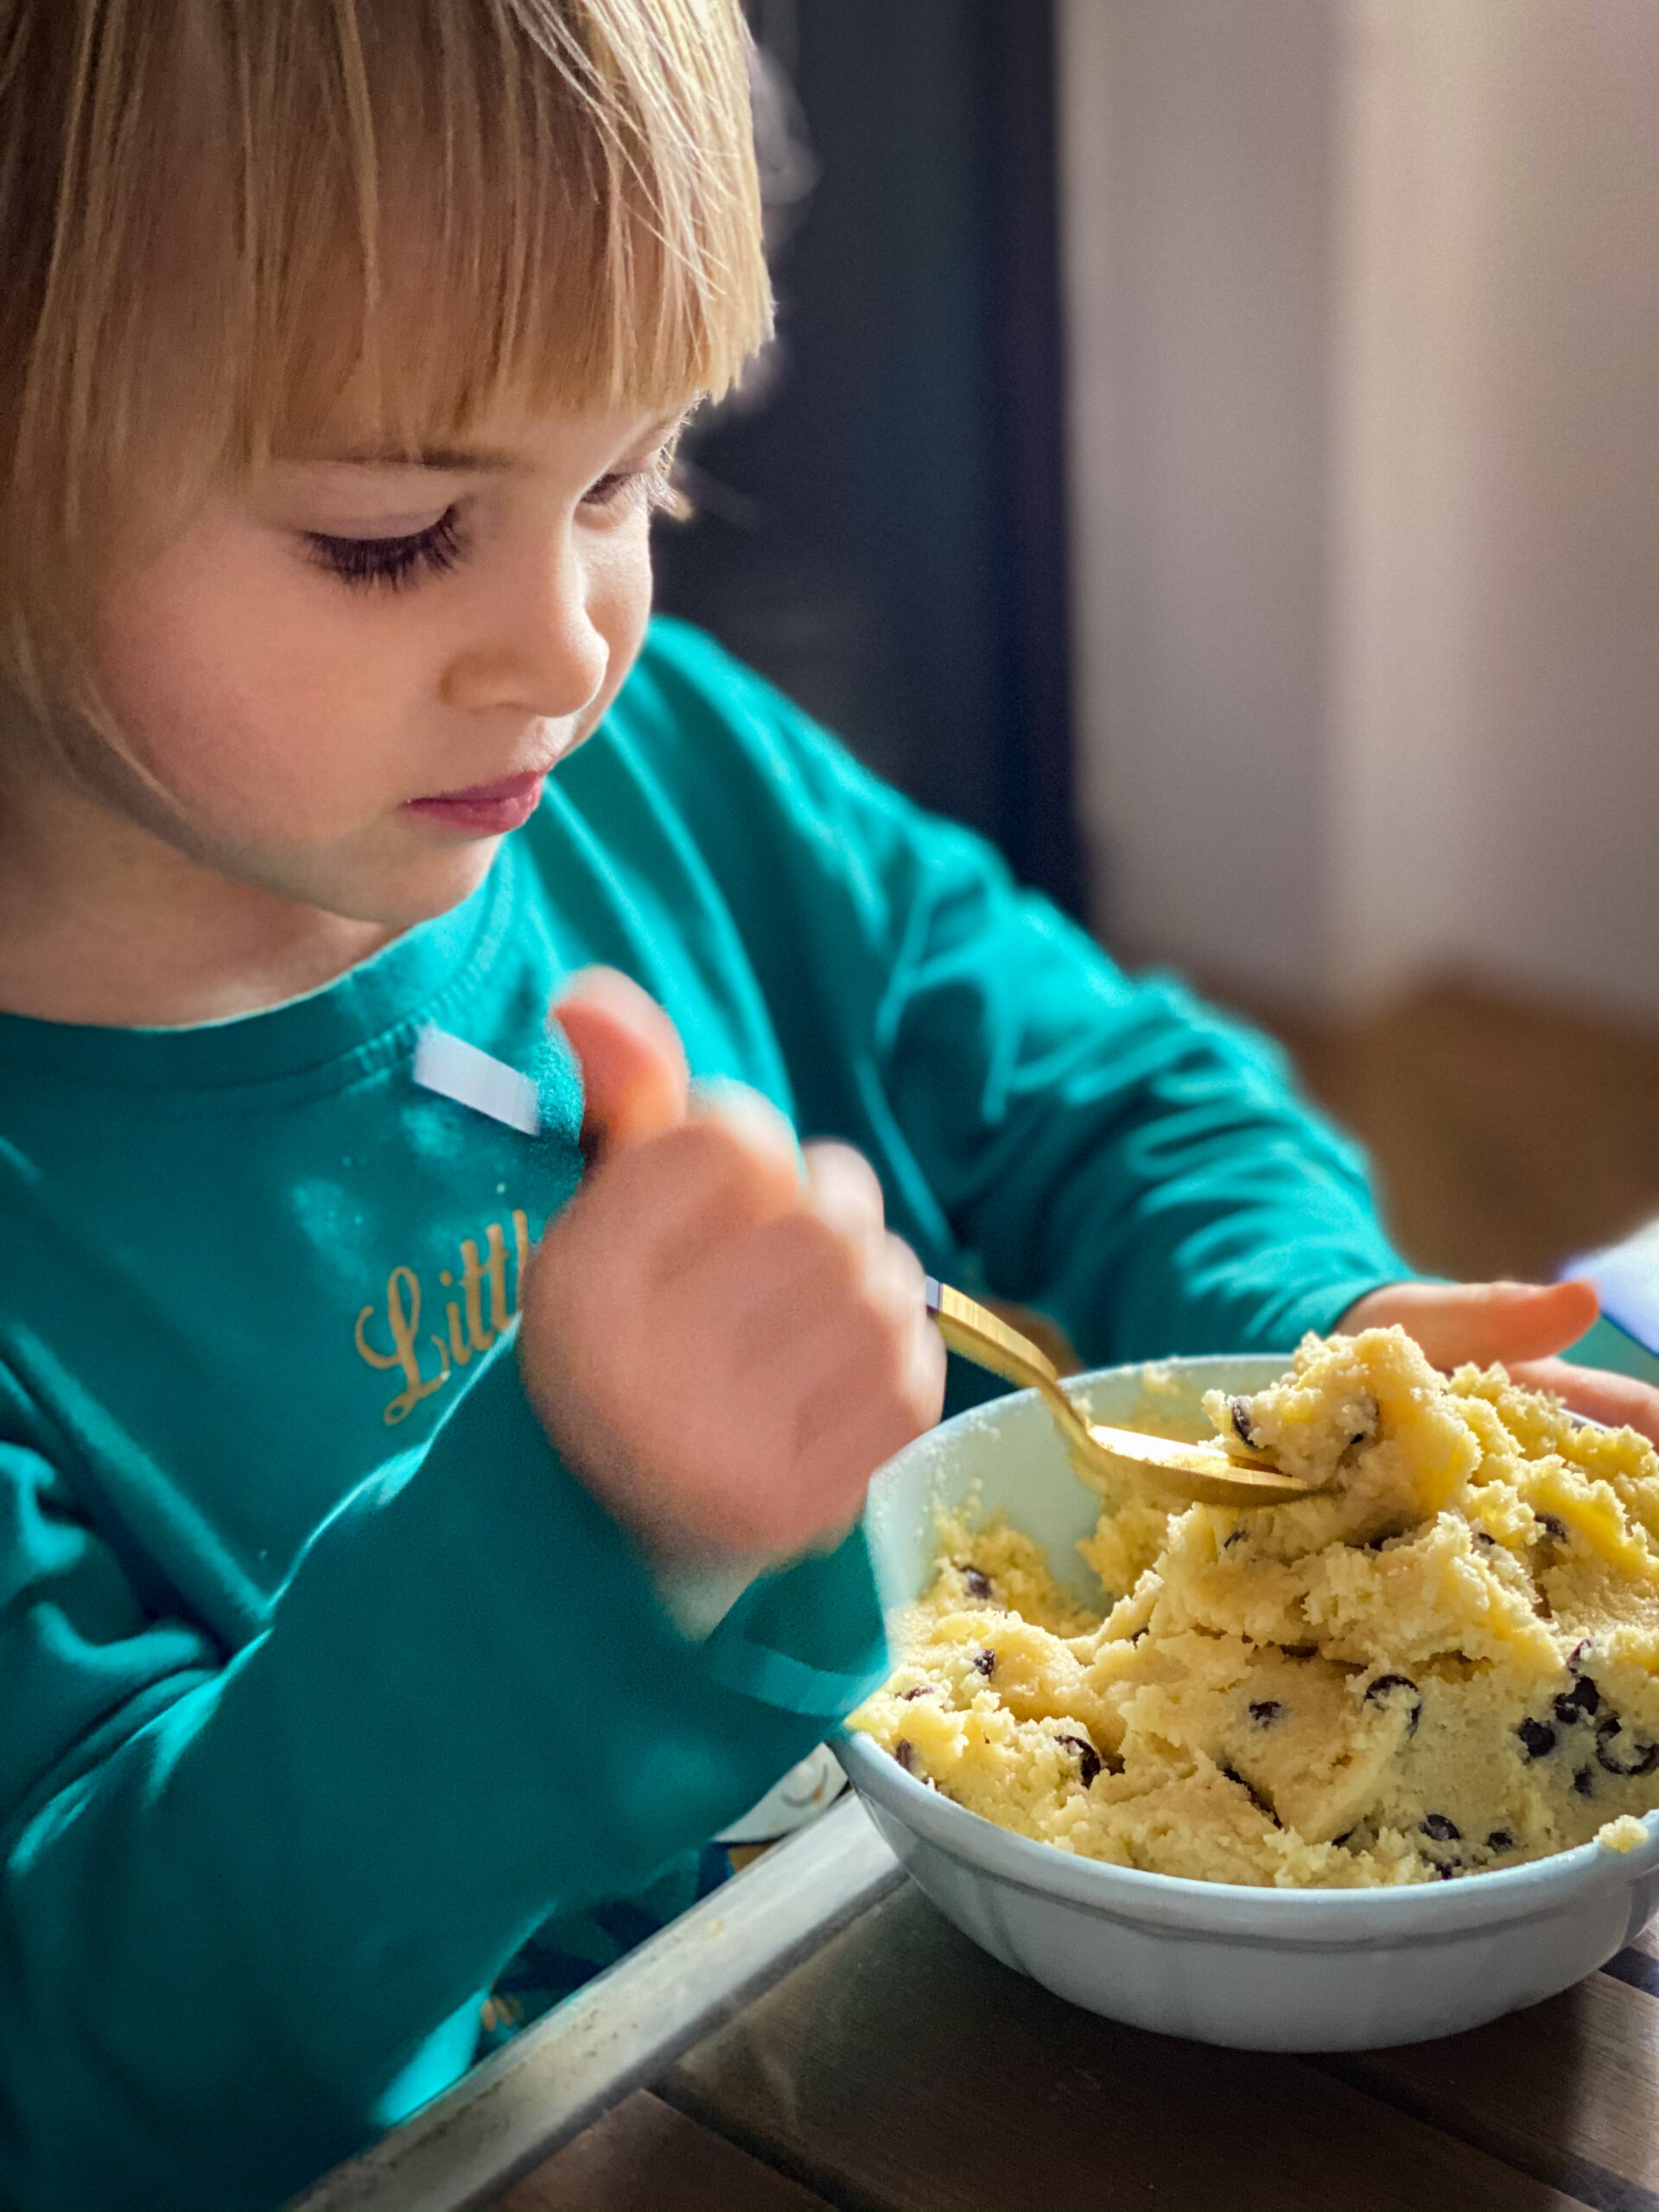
[309,838,503,931]
[388,846,502,924]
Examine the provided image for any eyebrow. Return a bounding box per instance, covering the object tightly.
[319,444,520,472]
[316,412,692,474]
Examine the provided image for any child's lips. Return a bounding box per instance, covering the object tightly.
[403,769,547,837]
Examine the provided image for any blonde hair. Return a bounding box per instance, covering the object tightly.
[0,0,770,715]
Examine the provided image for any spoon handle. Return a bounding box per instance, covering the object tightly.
[923,1279,1098,1458]
[923,1278,1313,1506]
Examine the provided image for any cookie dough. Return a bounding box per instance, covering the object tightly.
[851,1327,1659,1886]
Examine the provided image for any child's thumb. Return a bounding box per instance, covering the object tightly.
[551,967,690,1155]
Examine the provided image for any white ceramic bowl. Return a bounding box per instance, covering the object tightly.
[836,1355,1659,2050]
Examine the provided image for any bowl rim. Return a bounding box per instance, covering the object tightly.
[846,1351,1659,1934]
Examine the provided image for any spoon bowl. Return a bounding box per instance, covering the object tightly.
[925,1280,1319,1509]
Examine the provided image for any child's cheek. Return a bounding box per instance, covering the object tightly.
[93,525,433,841]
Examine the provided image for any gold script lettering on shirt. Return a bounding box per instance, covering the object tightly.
[459,1239,493,1353]
[483,1221,512,1334]
[354,1210,531,1425]
[353,1267,449,1424]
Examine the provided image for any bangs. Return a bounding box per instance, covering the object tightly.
[0,0,770,707]
[261,0,772,448]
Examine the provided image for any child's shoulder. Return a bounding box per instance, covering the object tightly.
[609,615,812,767]
[621,613,777,712]
[602,616,924,849]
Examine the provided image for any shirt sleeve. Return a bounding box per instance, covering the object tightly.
[629,624,1417,1362]
[0,1342,883,2212]
[878,880,1414,1362]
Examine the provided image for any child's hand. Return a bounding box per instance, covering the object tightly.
[518,968,947,1562]
[1340,1278,1659,1446]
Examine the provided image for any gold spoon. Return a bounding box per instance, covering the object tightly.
[925,1279,1321,1509]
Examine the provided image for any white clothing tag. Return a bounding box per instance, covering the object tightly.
[412,1026,541,1136]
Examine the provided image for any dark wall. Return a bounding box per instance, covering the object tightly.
[653,0,1084,917]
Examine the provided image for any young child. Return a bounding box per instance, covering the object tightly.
[0,4,1651,2208]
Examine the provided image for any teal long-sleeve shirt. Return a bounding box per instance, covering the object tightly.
[0,620,1411,2211]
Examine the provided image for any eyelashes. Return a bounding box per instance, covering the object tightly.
[302,458,675,594]
[584,456,678,516]
[305,508,465,592]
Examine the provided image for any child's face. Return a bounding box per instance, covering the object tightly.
[84,398,679,926]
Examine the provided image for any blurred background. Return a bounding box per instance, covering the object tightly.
[657,0,1659,1293]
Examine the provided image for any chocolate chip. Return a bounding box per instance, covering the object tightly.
[1474,1531,1497,1548]
[1056,1733,1103,1788]
[1595,1717,1659,1778]
[961,1565,993,1600]
[1230,1396,1260,1449]
[1433,1861,1458,1880]
[894,1739,917,1773]
[1131,1627,1148,1644]
[972,1648,996,1678]
[1421,1813,1461,1842]
[899,1685,933,1701]
[1517,1717,1557,1758]
[1224,1528,1249,1550]
[1486,1830,1515,1853]
[1554,1675,1600,1726]
[1365,1674,1423,1737]
[1535,1512,1570,1544]
[1569,1640,1592,1667]
[1219,1764,1278,1823]
[1333,1829,1357,1848]
[1335,1396,1380,1456]
[1282,1643,1319,1662]
[1573,1765,1595,1798]
[1249,1700,1285,1727]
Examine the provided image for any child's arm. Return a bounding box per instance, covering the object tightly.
[0,1394,854,2212]
[626,629,1659,1436]
[627,626,1413,1363]
[0,1022,932,2212]
[835,830,1659,1434]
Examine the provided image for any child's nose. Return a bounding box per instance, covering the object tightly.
[439,552,609,721]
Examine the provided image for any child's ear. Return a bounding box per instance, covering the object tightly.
[550,966,690,1157]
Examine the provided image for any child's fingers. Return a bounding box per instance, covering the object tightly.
[887,1230,949,1426]
[620,1113,804,1286]
[799,1145,941,1415]
[551,966,689,1154]
[688,1078,803,1168]
[1507,1357,1659,1448]
[802,1141,887,1245]
[789,1329,938,1525]
[526,1050,940,1559]
[1343,1278,1600,1366]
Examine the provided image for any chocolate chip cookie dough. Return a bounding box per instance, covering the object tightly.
[851,1327,1659,1886]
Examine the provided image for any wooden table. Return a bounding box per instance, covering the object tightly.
[301,1800,1659,2212]
[499,1858,1659,2212]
